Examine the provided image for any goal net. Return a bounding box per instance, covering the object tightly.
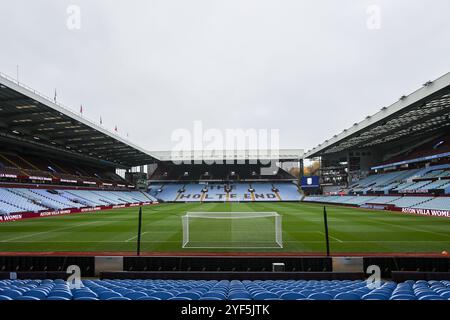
[182,212,283,249]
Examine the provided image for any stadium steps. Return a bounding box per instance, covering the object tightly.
[17,155,50,175]
[48,160,70,174]
[0,198,24,213]
[28,189,72,209]
[64,191,100,207]
[9,189,60,210]
[271,183,282,201]
[140,191,155,202]
[91,191,122,205]
[411,197,435,208]
[5,189,49,211]
[55,191,87,206]
[249,184,255,202]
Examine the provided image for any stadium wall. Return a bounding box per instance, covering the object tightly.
[0,256,448,279]
[302,199,450,218]
[0,202,154,223]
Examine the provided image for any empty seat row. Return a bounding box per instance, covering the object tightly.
[0,188,155,215]
[0,279,449,300]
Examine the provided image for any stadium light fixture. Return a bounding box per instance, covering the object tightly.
[423,80,433,87]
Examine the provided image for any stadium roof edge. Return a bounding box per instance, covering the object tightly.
[148,149,304,162]
[0,72,157,167]
[304,72,450,158]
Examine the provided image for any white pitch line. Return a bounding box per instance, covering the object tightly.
[125,231,149,242]
[0,220,104,242]
[368,218,450,239]
[316,231,344,243]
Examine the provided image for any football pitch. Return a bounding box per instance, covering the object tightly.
[0,202,449,255]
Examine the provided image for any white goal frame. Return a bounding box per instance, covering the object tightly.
[182,212,283,249]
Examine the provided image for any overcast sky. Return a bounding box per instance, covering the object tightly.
[1,0,449,152]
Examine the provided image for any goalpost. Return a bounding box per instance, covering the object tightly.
[182,212,283,249]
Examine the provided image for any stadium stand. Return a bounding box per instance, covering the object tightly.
[149,182,301,202]
[149,163,297,181]
[202,184,227,202]
[152,184,183,202]
[413,197,450,210]
[0,187,156,216]
[251,183,280,202]
[302,194,450,210]
[273,183,301,201]
[0,150,130,188]
[0,279,448,300]
[0,188,48,213]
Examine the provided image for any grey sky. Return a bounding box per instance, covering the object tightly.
[1,0,449,152]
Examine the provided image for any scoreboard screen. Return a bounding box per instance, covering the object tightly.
[301,176,320,188]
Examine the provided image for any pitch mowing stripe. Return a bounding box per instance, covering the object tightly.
[315,231,344,243]
[0,220,104,242]
[1,202,449,253]
[125,231,149,242]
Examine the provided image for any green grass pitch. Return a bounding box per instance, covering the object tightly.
[0,202,449,254]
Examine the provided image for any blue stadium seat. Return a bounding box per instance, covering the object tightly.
[334,292,362,300]
[150,292,174,300]
[169,297,192,300]
[47,296,71,300]
[0,289,23,299]
[106,297,132,300]
[176,292,201,300]
[74,296,99,301]
[418,295,446,301]
[137,296,161,300]
[202,292,227,300]
[125,292,148,300]
[308,293,333,300]
[99,292,122,300]
[17,296,41,300]
[280,292,306,300]
[199,297,223,300]
[389,294,417,300]
[362,293,390,300]
[1,279,449,301]
[252,292,279,300]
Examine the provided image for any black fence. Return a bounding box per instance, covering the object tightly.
[0,256,95,277]
[0,256,449,280]
[124,256,332,272]
[101,271,365,280]
[363,257,450,277]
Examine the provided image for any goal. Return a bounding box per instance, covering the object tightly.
[182,212,283,249]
